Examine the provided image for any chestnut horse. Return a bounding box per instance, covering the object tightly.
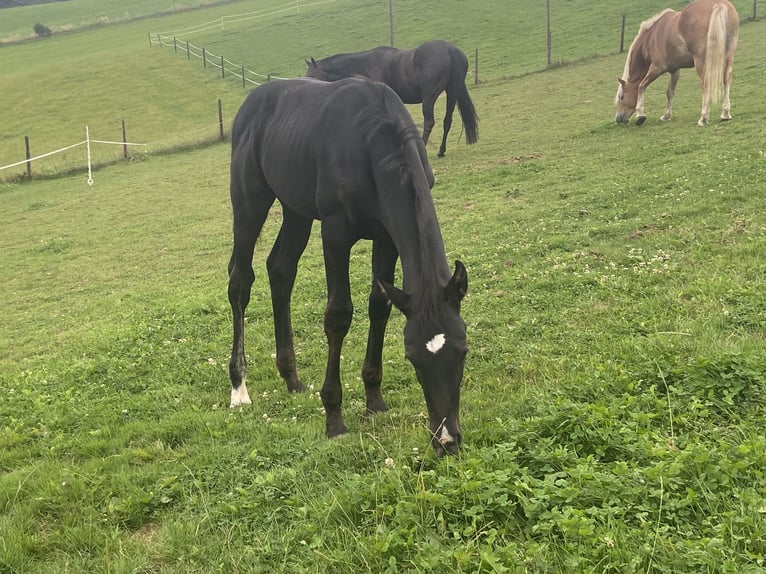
[615,0,739,126]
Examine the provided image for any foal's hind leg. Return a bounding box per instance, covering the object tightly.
[267,206,313,393]
[437,92,457,158]
[362,238,398,415]
[228,188,276,407]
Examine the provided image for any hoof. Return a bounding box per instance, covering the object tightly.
[230,383,252,407]
[286,378,306,393]
[326,420,349,438]
[635,116,646,126]
[364,396,389,416]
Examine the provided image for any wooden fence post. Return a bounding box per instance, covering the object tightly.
[221,55,225,78]
[203,48,207,68]
[753,0,757,20]
[474,46,479,85]
[174,36,177,54]
[147,32,152,48]
[121,119,128,159]
[546,0,552,67]
[388,0,394,47]
[218,99,224,142]
[241,66,245,89]
[156,33,161,47]
[186,40,190,60]
[620,15,626,52]
[24,135,32,178]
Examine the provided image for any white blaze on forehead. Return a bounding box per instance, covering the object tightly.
[426,333,446,354]
[230,382,252,407]
[439,426,454,445]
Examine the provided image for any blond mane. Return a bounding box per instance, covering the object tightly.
[621,9,675,82]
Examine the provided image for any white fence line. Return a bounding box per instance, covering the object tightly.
[148,0,339,86]
[0,126,146,185]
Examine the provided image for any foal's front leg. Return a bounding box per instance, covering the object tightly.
[319,222,354,437]
[362,239,398,415]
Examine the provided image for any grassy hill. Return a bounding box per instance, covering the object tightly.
[1,0,765,572]
[0,0,760,179]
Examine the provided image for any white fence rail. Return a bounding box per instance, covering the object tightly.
[147,0,338,87]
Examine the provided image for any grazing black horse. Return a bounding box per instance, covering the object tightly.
[227,77,469,456]
[305,40,478,158]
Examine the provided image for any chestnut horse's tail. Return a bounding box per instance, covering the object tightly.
[447,46,479,145]
[703,3,730,104]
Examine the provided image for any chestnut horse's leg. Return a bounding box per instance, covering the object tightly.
[438,91,457,158]
[635,64,666,125]
[695,58,711,127]
[661,69,681,121]
[228,187,276,407]
[721,50,735,121]
[319,219,355,438]
[267,206,313,393]
[361,238,398,415]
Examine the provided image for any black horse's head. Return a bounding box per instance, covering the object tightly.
[382,261,468,456]
[304,56,346,82]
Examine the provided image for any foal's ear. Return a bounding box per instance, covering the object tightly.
[446,260,468,306]
[306,57,318,68]
[617,77,626,87]
[378,280,411,316]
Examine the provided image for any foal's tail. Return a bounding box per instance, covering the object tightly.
[703,3,731,104]
[447,46,479,145]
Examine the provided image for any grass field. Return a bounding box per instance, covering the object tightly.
[1,0,766,572]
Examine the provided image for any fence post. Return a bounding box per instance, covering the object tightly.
[241,66,245,89]
[186,40,190,60]
[753,0,757,20]
[221,55,225,78]
[203,48,207,68]
[620,15,626,52]
[24,135,32,178]
[388,0,394,47]
[474,46,479,85]
[156,33,161,47]
[546,0,552,67]
[121,119,128,159]
[147,32,152,48]
[174,36,177,54]
[218,99,224,142]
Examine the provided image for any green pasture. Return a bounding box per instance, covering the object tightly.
[0,0,760,181]
[2,0,766,572]
[0,0,239,43]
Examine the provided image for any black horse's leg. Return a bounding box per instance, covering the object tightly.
[228,186,275,407]
[438,91,457,158]
[267,206,313,393]
[362,238,398,415]
[420,95,437,147]
[319,219,354,437]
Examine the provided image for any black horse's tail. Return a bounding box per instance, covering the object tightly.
[448,46,479,145]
